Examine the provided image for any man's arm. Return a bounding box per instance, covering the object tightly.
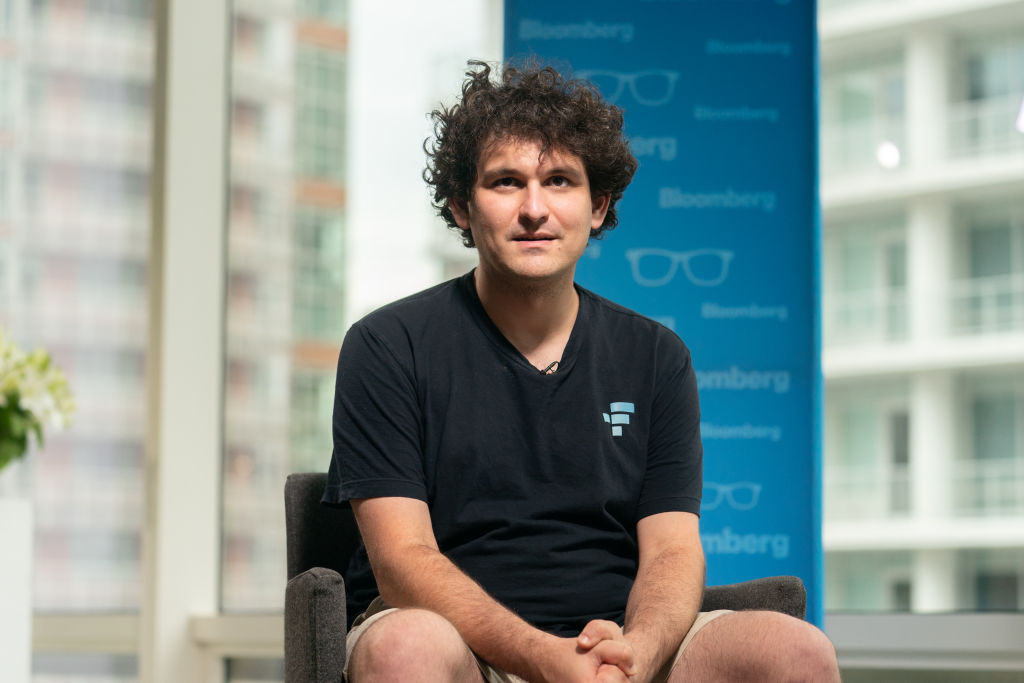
[352,496,637,683]
[618,511,705,683]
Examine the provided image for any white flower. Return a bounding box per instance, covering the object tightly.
[0,327,75,470]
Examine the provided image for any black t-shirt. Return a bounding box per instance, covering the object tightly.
[323,271,702,636]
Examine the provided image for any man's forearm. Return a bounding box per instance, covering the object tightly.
[370,542,561,681]
[622,543,706,682]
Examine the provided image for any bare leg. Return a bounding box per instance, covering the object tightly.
[347,608,486,683]
[668,611,841,682]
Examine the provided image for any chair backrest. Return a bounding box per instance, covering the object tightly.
[284,472,362,580]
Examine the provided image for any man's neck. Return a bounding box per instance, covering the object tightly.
[474,268,579,373]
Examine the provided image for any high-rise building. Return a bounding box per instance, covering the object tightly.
[820,0,1024,613]
[222,0,347,611]
[0,0,154,616]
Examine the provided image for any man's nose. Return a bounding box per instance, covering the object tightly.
[519,182,549,224]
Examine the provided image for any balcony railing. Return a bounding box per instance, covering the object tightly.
[953,458,1024,516]
[825,462,911,521]
[948,273,1024,336]
[829,459,1024,520]
[821,115,906,177]
[824,288,909,346]
[948,93,1024,159]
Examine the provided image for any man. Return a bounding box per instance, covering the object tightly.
[324,61,840,682]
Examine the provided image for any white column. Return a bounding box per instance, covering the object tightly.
[913,549,958,613]
[140,1,229,682]
[0,497,32,683]
[910,372,956,521]
[905,25,949,169]
[908,198,952,341]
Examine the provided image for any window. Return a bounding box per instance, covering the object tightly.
[825,382,911,521]
[824,214,908,345]
[221,0,347,613]
[820,55,905,174]
[951,201,1024,335]
[0,0,153,621]
[950,30,1024,156]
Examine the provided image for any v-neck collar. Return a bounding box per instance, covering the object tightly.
[458,270,586,377]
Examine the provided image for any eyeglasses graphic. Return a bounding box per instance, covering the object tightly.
[625,248,734,288]
[702,482,762,511]
[577,69,680,107]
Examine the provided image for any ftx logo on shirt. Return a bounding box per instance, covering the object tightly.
[602,402,635,436]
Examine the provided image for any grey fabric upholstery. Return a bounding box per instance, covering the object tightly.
[283,472,807,682]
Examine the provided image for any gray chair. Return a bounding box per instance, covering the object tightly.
[284,472,806,682]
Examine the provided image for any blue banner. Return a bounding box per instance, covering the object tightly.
[504,0,823,624]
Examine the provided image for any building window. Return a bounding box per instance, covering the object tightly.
[826,551,913,612]
[825,382,911,521]
[960,548,1024,611]
[955,374,1024,517]
[820,55,905,175]
[951,201,1024,335]
[950,30,1024,157]
[824,214,908,346]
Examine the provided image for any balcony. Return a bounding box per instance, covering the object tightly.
[826,462,911,521]
[953,458,1024,516]
[824,288,909,346]
[949,93,1024,159]
[949,273,1024,336]
[821,115,907,178]
[827,458,1024,526]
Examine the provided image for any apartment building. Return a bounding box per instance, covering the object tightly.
[222,0,348,611]
[819,0,1024,613]
[0,0,347,636]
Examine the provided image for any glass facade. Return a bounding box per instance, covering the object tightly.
[221,0,347,612]
[0,0,152,612]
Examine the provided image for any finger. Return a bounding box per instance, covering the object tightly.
[591,640,637,676]
[578,619,624,648]
[596,663,631,682]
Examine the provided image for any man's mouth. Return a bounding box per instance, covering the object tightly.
[512,235,556,241]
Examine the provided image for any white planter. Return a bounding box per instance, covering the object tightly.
[0,497,33,683]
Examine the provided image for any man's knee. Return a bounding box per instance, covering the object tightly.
[678,610,840,682]
[754,612,840,682]
[348,609,479,681]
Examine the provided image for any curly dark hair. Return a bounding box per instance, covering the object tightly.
[423,60,639,248]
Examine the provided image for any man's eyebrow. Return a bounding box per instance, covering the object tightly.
[479,164,584,178]
[544,164,585,178]
[478,166,522,179]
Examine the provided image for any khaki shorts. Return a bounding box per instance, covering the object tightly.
[343,597,730,682]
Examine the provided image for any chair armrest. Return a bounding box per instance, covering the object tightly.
[700,575,806,619]
[285,567,348,683]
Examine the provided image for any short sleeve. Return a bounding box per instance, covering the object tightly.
[635,336,703,520]
[322,320,427,506]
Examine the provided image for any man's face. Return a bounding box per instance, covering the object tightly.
[450,138,609,287]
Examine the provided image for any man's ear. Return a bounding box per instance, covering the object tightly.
[590,193,611,229]
[449,197,470,229]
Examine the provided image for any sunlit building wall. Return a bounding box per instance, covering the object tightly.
[820,0,1024,613]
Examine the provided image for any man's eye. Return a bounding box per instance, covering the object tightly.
[493,177,518,187]
[549,176,571,187]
